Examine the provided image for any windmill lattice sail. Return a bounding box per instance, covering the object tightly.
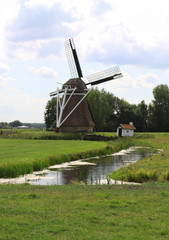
[86,66,123,86]
[64,38,83,78]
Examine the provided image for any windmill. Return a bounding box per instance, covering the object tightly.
[50,38,123,132]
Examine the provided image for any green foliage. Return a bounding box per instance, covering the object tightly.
[113,168,158,183]
[149,84,169,131]
[0,122,12,129]
[44,97,57,130]
[87,88,117,131]
[9,120,23,127]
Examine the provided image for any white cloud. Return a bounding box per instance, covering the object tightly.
[3,0,169,69]
[24,0,59,9]
[29,66,58,78]
[0,62,10,74]
[136,73,159,89]
[102,71,160,94]
[0,90,46,122]
[0,76,15,88]
[0,0,20,57]
[116,72,159,89]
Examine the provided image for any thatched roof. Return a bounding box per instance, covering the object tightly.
[63,78,86,92]
[60,78,95,131]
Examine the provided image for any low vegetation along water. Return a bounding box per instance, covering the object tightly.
[1,147,158,185]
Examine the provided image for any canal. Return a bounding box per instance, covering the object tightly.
[28,146,157,185]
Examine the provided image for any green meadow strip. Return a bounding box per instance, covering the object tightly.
[0,129,85,140]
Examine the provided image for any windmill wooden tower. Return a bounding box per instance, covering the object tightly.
[50,38,123,132]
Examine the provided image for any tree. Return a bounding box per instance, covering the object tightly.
[44,97,57,130]
[0,122,11,129]
[87,88,116,131]
[150,84,169,131]
[9,120,22,128]
[134,100,148,131]
[115,98,135,124]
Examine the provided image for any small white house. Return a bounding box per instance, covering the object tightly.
[117,122,136,137]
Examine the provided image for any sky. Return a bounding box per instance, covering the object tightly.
[0,0,169,123]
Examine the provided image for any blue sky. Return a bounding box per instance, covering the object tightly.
[0,0,169,122]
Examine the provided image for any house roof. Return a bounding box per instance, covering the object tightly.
[120,124,136,130]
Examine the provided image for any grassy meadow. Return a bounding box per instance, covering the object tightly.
[0,183,168,240]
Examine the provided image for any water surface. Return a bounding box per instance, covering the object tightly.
[28,147,156,185]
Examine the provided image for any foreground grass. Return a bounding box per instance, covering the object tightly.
[110,133,169,182]
[0,183,168,240]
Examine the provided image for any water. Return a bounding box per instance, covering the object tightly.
[26,146,156,185]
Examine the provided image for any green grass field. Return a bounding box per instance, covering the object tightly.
[0,139,107,165]
[0,183,168,240]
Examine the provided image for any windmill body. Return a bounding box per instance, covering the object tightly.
[50,38,123,132]
[59,78,95,132]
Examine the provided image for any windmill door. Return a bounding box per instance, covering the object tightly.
[119,128,122,137]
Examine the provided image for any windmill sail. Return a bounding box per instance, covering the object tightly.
[65,38,83,78]
[86,66,123,86]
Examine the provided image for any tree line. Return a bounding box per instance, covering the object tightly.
[45,84,169,132]
[0,120,45,129]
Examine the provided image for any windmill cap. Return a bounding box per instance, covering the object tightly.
[63,78,86,92]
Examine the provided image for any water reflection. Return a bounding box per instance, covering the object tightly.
[28,147,155,185]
